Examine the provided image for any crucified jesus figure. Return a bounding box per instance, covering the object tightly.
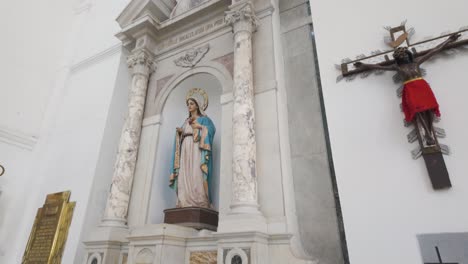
[354,33,461,146]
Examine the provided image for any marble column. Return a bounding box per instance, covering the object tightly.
[225,1,261,215]
[101,49,155,227]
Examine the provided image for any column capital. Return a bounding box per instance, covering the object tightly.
[225,1,259,34]
[126,49,156,77]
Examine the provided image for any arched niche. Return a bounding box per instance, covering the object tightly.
[148,72,223,224]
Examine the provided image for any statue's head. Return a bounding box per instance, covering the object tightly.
[393,47,413,65]
[185,88,208,117]
[186,98,203,116]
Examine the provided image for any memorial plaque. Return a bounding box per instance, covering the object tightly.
[22,191,76,264]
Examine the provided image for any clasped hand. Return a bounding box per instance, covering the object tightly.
[190,118,202,129]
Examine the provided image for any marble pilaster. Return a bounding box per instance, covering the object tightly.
[101,49,156,227]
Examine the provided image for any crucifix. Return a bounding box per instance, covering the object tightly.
[338,22,468,190]
[424,247,458,264]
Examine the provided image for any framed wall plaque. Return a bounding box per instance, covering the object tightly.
[22,191,76,264]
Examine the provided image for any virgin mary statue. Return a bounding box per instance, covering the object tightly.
[169,88,215,208]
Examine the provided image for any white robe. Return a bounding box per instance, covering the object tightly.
[176,119,210,208]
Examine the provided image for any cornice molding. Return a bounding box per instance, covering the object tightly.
[70,44,122,73]
[0,126,37,151]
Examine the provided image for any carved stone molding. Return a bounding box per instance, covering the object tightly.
[174,44,210,68]
[225,1,259,34]
[127,49,156,77]
[0,126,37,151]
[225,248,249,264]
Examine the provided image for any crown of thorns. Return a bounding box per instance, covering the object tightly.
[393,47,409,58]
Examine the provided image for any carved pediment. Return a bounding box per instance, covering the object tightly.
[171,0,211,18]
[117,0,176,28]
[116,0,229,49]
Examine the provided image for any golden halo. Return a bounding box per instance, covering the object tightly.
[186,88,209,111]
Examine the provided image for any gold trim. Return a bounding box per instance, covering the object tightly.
[174,130,181,169]
[198,126,211,151]
[203,180,210,199]
[169,173,177,186]
[403,77,424,85]
[201,164,209,175]
[170,129,182,187]
[193,128,200,142]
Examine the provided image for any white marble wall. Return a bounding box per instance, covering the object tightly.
[0,0,131,263]
[279,0,345,263]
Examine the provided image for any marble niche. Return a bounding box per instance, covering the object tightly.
[81,0,316,263]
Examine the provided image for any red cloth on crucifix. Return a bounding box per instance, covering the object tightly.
[402,78,441,122]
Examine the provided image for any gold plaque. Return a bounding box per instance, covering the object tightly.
[22,191,76,264]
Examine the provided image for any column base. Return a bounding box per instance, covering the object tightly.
[218,214,267,234]
[100,217,127,228]
[218,202,267,233]
[229,202,262,215]
[82,226,129,264]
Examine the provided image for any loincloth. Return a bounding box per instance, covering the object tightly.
[402,78,440,122]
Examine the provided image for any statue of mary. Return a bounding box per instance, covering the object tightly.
[169,88,215,208]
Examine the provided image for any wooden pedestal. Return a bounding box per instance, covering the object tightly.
[164,207,218,231]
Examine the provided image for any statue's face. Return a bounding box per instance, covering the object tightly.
[393,47,411,64]
[187,99,198,113]
[396,52,409,60]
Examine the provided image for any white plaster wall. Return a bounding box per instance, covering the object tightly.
[11,51,124,264]
[0,0,131,263]
[0,0,74,135]
[74,51,131,264]
[0,143,33,262]
[309,0,468,263]
[72,0,130,64]
[148,73,222,223]
[0,1,74,263]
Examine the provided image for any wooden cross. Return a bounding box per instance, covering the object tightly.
[339,22,468,190]
[424,247,458,264]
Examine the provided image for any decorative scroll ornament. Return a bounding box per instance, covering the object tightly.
[174,44,210,68]
[225,2,259,32]
[186,88,209,111]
